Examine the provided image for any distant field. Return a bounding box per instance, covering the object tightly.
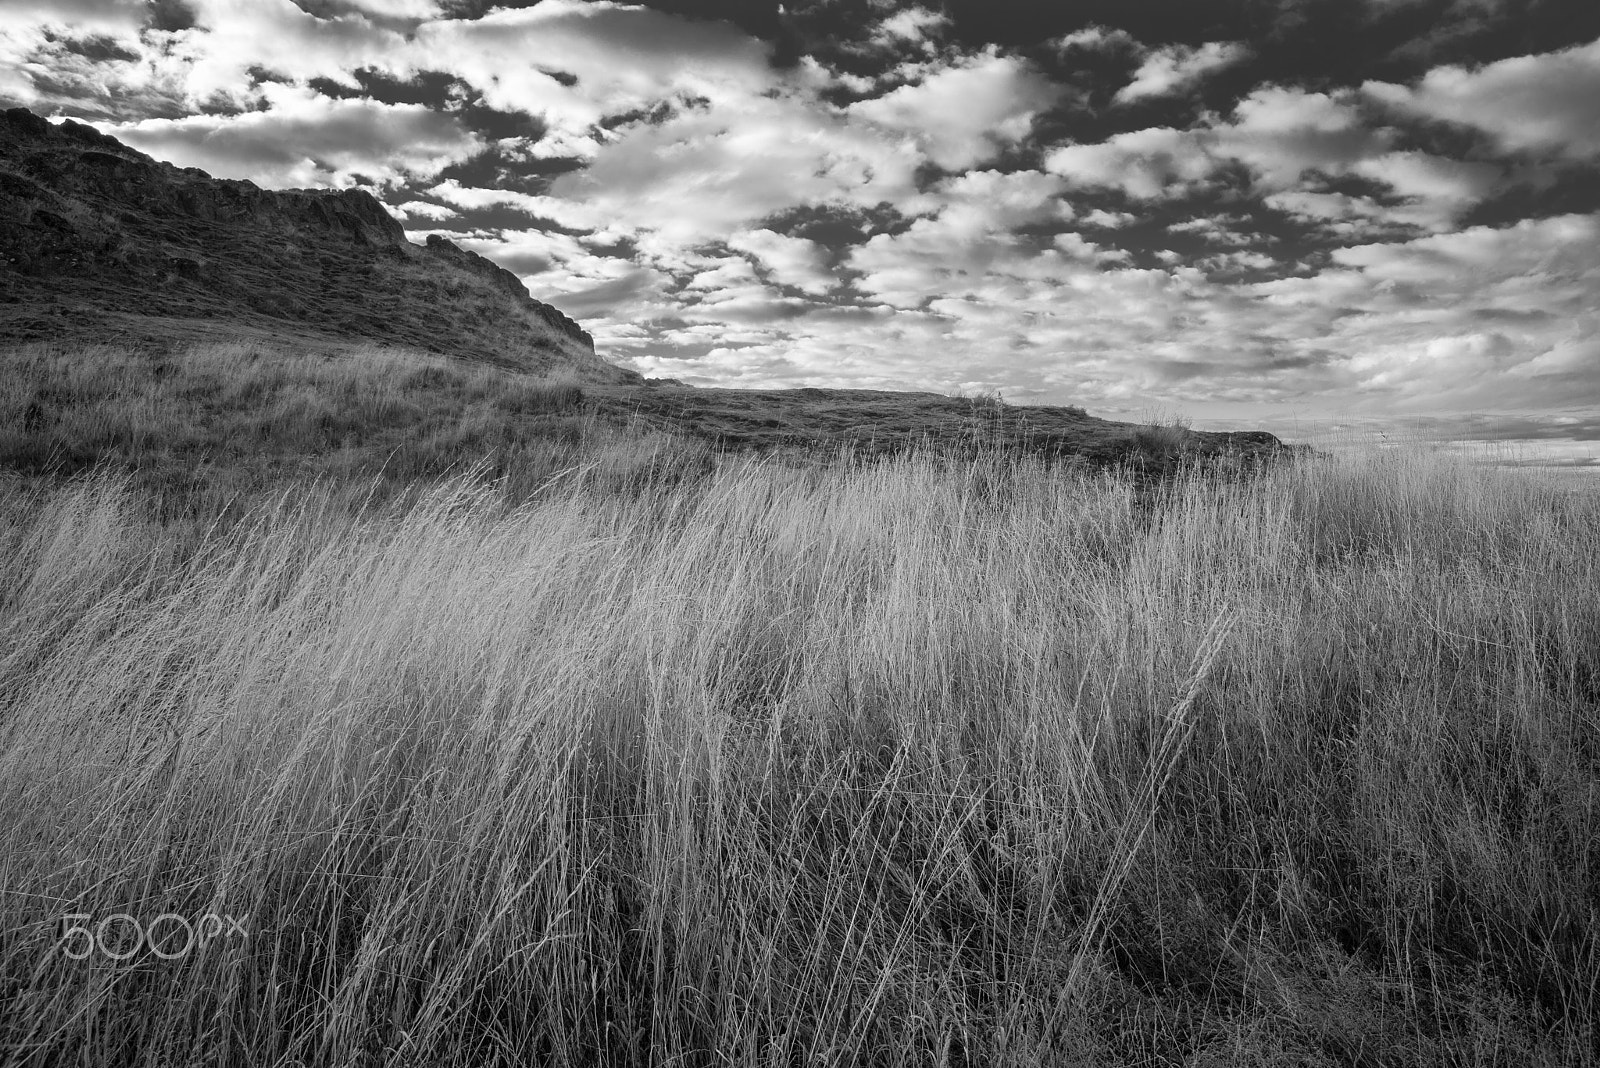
[1,427,1595,1065]
[1270,423,1600,493]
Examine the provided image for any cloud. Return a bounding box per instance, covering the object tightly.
[1114,41,1250,104]
[425,178,553,215]
[166,0,407,106]
[1051,25,1138,54]
[845,170,1092,309]
[388,199,456,222]
[1,0,413,117]
[1045,86,1498,231]
[0,0,149,36]
[848,50,1066,171]
[6,0,773,142]
[1364,37,1600,160]
[1248,213,1600,408]
[727,230,837,296]
[1169,214,1259,246]
[1217,90,1500,230]
[408,0,775,147]
[1351,150,1500,204]
[1049,87,1389,199]
[100,83,482,187]
[1079,208,1137,227]
[1211,86,1385,189]
[868,7,948,54]
[543,89,927,245]
[0,3,174,115]
[1044,126,1215,199]
[314,0,441,16]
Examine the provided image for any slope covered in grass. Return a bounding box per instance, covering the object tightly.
[0,337,1295,525]
[0,338,707,517]
[0,445,1595,1066]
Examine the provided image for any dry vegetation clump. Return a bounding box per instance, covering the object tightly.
[0,429,1596,1066]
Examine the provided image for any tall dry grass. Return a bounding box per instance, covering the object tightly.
[0,444,1596,1066]
[0,338,683,520]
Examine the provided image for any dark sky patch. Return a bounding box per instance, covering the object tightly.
[430,149,522,191]
[146,0,198,33]
[309,68,548,142]
[288,0,434,34]
[1462,164,1600,227]
[54,34,142,64]
[758,204,917,247]
[434,0,534,17]
[427,145,586,197]
[599,100,685,131]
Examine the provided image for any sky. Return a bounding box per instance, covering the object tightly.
[3,0,1598,453]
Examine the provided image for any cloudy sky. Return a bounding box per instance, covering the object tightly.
[3,0,1599,448]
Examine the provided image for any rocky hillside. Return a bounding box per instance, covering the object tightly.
[0,107,1305,475]
[0,107,639,384]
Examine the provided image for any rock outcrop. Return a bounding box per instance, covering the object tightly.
[0,107,637,383]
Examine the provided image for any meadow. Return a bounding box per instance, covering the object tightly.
[0,344,1597,1066]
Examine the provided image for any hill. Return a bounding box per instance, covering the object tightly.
[0,107,637,385]
[0,106,1301,479]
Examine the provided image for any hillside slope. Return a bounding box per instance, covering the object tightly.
[0,107,1302,474]
[0,107,639,384]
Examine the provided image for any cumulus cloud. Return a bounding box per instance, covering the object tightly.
[320,0,442,16]
[1044,126,1215,199]
[160,0,407,107]
[1169,215,1259,246]
[100,84,482,187]
[848,50,1066,171]
[867,7,948,54]
[1114,41,1250,103]
[1046,86,1498,231]
[0,3,176,115]
[0,0,148,36]
[1,0,413,116]
[1211,86,1385,189]
[544,91,927,244]
[1364,37,1600,159]
[425,178,553,216]
[728,230,838,296]
[1352,151,1500,204]
[846,170,1095,309]
[408,0,775,148]
[388,199,457,222]
[1051,25,1138,54]
[1079,208,1137,227]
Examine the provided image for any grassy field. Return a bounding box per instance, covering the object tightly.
[0,403,1596,1065]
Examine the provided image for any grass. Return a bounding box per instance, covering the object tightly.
[0,431,1596,1066]
[0,338,703,520]
[582,382,1164,464]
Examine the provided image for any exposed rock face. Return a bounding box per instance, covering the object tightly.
[0,107,637,383]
